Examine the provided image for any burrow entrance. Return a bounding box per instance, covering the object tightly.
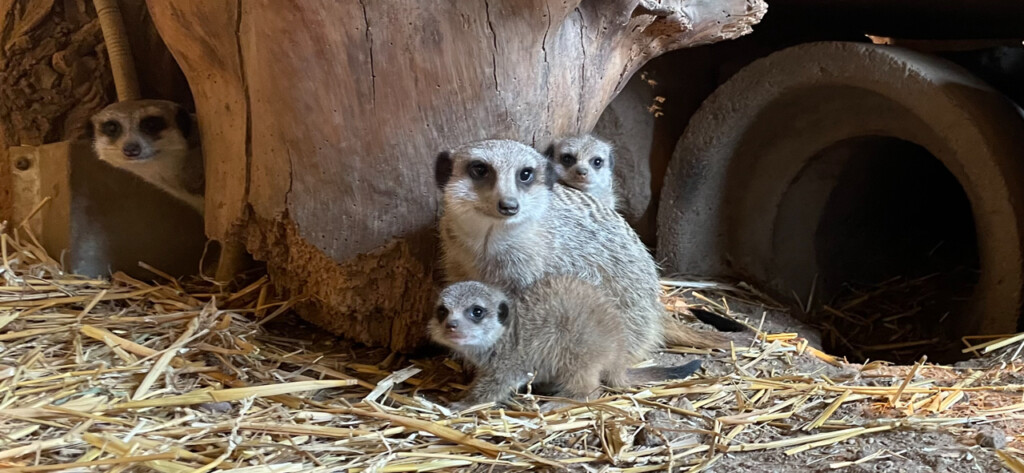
[658,43,1024,366]
[787,137,979,363]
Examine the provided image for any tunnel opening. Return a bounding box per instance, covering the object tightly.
[795,137,979,364]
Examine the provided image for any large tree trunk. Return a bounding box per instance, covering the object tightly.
[146,0,766,351]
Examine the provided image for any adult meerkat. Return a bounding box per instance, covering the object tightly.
[435,139,732,360]
[88,99,205,214]
[545,134,618,210]
[431,277,702,408]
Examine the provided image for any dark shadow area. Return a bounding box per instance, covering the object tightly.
[810,137,979,363]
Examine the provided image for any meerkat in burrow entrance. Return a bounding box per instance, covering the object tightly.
[434,139,734,361]
[430,277,702,409]
[88,99,205,214]
[545,134,618,210]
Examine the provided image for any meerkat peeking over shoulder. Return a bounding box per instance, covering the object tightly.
[545,134,618,210]
[88,99,205,214]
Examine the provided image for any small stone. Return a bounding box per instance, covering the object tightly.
[196,401,233,413]
[974,427,1007,449]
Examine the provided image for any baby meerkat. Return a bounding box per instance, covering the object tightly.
[545,134,617,210]
[88,99,204,214]
[435,139,734,360]
[431,277,702,409]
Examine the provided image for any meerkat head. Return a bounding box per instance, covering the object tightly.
[87,99,193,166]
[435,139,556,225]
[544,134,614,194]
[430,281,511,358]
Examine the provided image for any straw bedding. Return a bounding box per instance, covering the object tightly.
[1,224,1023,472]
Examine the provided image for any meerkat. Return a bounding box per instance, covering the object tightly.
[435,139,734,361]
[431,277,703,408]
[88,99,205,214]
[545,134,618,210]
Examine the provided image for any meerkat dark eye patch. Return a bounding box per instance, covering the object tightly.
[100,120,122,138]
[467,161,489,181]
[497,302,509,325]
[560,153,576,166]
[434,151,453,189]
[435,305,449,322]
[468,305,486,321]
[139,116,168,136]
[591,157,604,168]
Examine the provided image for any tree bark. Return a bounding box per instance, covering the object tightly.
[146,0,766,351]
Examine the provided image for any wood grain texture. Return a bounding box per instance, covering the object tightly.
[147,0,766,351]
[145,0,247,238]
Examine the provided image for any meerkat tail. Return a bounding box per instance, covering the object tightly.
[690,308,748,333]
[662,317,734,349]
[626,359,702,384]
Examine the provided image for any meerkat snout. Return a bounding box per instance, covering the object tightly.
[122,141,142,158]
[497,197,519,216]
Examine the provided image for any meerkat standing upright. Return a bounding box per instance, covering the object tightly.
[435,139,733,361]
[545,134,618,210]
[88,99,204,214]
[431,276,702,408]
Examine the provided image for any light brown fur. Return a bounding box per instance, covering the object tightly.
[431,277,701,409]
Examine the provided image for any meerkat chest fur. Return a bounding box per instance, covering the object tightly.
[440,211,550,291]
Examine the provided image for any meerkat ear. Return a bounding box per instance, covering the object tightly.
[544,159,557,189]
[175,105,193,139]
[543,143,555,160]
[497,301,509,325]
[81,119,95,140]
[607,150,616,171]
[434,150,453,189]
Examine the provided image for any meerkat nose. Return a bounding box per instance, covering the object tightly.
[576,167,589,177]
[122,142,142,157]
[445,319,459,331]
[497,198,519,216]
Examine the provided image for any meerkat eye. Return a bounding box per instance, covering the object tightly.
[100,120,122,138]
[435,306,449,321]
[518,167,534,183]
[139,116,168,135]
[469,306,486,320]
[468,161,489,180]
[560,153,575,166]
[592,157,604,168]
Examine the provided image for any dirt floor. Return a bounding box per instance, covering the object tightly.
[1,230,1023,472]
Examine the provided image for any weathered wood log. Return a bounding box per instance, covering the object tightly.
[147,0,766,351]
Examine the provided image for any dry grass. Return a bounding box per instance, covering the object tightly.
[2,224,1024,472]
